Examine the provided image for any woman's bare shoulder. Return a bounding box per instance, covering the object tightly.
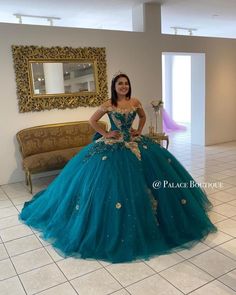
[98,99,112,112]
[101,99,112,107]
[130,97,142,107]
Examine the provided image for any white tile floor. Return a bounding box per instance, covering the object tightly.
[0,130,236,295]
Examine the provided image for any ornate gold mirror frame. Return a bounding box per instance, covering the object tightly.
[12,45,108,112]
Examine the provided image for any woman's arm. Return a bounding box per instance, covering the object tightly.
[131,99,146,136]
[137,107,146,134]
[89,108,108,137]
[89,102,121,139]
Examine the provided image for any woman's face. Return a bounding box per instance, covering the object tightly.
[115,77,129,97]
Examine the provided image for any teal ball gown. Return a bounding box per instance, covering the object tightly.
[19,106,217,263]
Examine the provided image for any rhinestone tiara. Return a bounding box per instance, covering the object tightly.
[112,71,127,80]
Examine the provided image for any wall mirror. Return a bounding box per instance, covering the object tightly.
[12,46,108,112]
[30,60,97,95]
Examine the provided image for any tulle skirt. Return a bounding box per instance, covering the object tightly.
[19,136,217,263]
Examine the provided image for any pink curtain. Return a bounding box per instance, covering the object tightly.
[163,108,187,133]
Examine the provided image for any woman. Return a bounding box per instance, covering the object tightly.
[20,73,217,263]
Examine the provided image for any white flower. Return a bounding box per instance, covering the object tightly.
[151,99,162,106]
[151,99,163,110]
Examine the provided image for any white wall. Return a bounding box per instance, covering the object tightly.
[162,54,173,115]
[0,4,162,185]
[191,54,205,145]
[0,3,236,185]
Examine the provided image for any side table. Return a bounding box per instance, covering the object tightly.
[145,132,169,149]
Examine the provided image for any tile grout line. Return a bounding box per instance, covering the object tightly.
[1,240,28,295]
[108,287,132,295]
[187,256,235,281]
[184,278,223,295]
[142,259,186,294]
[212,244,236,261]
[32,245,80,295]
[158,264,215,294]
[102,267,129,292]
[215,266,236,293]
[20,261,68,294]
[2,243,47,260]
[30,281,78,295]
[55,259,104,281]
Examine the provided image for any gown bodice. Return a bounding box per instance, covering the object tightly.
[105,106,139,142]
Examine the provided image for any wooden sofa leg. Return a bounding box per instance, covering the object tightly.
[25,172,28,186]
[26,171,33,194]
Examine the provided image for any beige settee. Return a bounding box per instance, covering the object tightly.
[16,121,107,193]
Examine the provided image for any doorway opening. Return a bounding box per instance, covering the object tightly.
[162,52,205,145]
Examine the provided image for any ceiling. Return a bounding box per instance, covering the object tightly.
[0,0,236,38]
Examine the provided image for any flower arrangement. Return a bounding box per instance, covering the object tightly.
[151,99,163,112]
[149,99,164,135]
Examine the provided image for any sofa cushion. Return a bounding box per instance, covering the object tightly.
[23,146,83,173]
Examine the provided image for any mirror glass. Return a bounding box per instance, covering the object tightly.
[30,61,97,95]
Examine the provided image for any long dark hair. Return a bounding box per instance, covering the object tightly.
[111,73,132,106]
